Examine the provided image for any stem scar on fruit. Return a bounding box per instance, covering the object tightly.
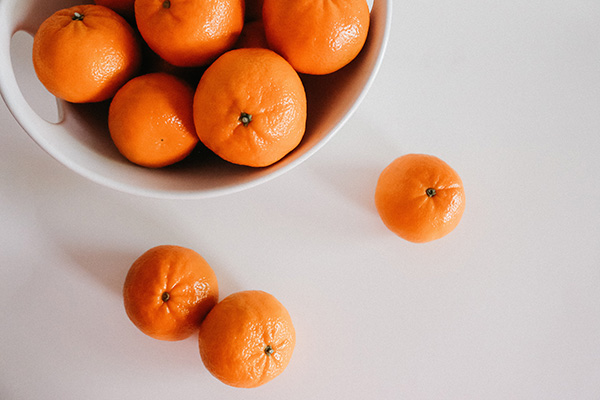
[72,12,84,20]
[239,112,252,127]
[162,0,171,9]
[426,188,437,197]
[264,344,274,356]
[161,292,170,302]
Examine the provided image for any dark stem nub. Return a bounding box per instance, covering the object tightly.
[72,12,84,21]
[161,291,170,302]
[239,112,252,127]
[264,344,274,356]
[162,0,171,8]
[426,188,437,197]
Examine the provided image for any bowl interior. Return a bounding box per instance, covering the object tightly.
[0,0,391,199]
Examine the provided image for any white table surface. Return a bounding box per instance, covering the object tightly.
[2,0,600,398]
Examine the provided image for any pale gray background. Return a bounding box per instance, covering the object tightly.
[2,0,600,398]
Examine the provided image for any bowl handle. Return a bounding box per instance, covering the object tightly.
[0,1,73,159]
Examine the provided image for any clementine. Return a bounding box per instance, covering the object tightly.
[262,0,370,75]
[134,0,244,67]
[193,48,307,167]
[198,290,295,388]
[123,245,219,341]
[375,154,466,243]
[32,4,141,103]
[108,72,199,168]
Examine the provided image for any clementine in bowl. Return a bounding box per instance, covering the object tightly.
[262,0,370,75]
[123,245,219,341]
[32,4,141,103]
[374,154,466,243]
[193,48,307,167]
[135,0,244,67]
[108,72,199,168]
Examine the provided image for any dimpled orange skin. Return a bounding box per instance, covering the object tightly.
[108,72,199,168]
[198,290,296,388]
[375,154,466,243]
[135,0,244,67]
[123,245,219,341]
[262,0,370,75]
[32,5,141,103]
[193,48,307,167]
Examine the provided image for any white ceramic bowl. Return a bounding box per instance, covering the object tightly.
[0,0,391,199]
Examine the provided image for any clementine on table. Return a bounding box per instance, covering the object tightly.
[108,72,199,168]
[123,245,219,341]
[135,0,244,67]
[262,0,370,75]
[32,4,141,103]
[198,290,295,388]
[193,48,307,167]
[374,154,466,243]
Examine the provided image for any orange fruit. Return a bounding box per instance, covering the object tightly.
[193,48,307,167]
[262,0,370,75]
[374,154,466,243]
[32,4,141,103]
[123,245,219,341]
[198,290,295,388]
[108,72,199,168]
[94,0,135,19]
[234,20,269,49]
[134,0,244,67]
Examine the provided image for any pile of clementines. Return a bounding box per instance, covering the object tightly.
[32,0,371,168]
[32,0,469,390]
[123,244,294,388]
